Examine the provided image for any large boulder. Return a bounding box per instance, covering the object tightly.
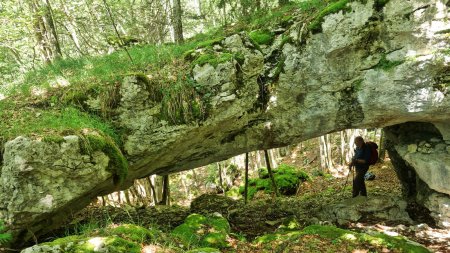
[1,0,449,247]
[317,196,413,225]
[385,122,450,228]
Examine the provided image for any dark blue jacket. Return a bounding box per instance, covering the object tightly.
[354,144,371,171]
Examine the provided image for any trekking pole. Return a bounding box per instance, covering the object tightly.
[340,164,353,195]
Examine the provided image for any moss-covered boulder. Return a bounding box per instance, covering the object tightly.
[171,213,231,249]
[22,235,141,253]
[254,225,431,253]
[190,194,239,217]
[20,224,165,253]
[239,164,310,199]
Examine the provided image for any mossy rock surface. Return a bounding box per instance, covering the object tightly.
[190,194,239,217]
[171,213,231,249]
[38,235,141,253]
[239,164,310,199]
[254,225,431,253]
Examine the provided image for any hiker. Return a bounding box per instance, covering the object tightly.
[348,136,371,197]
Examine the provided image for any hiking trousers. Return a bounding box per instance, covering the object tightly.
[352,166,369,197]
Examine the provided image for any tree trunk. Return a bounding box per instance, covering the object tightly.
[264,150,280,197]
[44,0,62,58]
[147,176,158,205]
[161,175,170,205]
[172,0,184,43]
[29,0,53,64]
[218,162,224,193]
[244,152,249,204]
[378,129,386,161]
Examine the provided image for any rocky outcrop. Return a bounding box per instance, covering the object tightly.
[317,196,413,225]
[1,0,449,248]
[385,122,450,228]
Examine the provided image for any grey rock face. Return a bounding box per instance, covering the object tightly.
[0,136,112,245]
[385,122,450,228]
[317,196,412,225]
[1,0,449,247]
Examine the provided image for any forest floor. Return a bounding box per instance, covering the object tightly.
[38,159,449,253]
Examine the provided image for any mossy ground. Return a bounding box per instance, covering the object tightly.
[253,225,430,253]
[171,213,231,249]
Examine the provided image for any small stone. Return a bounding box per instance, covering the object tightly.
[430,137,441,143]
[425,143,431,148]
[419,141,426,147]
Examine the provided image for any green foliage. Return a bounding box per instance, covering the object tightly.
[0,220,12,245]
[308,0,351,33]
[171,213,231,249]
[249,30,275,45]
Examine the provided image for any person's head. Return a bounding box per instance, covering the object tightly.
[354,136,365,148]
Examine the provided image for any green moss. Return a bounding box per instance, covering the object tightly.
[249,30,275,45]
[375,54,404,71]
[104,237,141,253]
[80,133,128,184]
[308,0,351,33]
[255,225,430,253]
[107,224,157,243]
[171,214,231,249]
[44,235,140,253]
[352,79,364,91]
[240,164,309,199]
[191,53,234,68]
[196,37,225,49]
[42,135,66,143]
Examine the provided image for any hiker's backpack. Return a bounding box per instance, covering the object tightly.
[364,172,376,180]
[366,141,379,165]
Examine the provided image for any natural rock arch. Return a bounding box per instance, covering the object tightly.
[1,0,449,247]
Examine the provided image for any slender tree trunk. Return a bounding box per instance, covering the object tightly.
[172,0,184,43]
[218,162,224,193]
[44,0,62,58]
[244,152,249,204]
[59,0,84,55]
[264,150,280,197]
[102,0,133,62]
[161,175,170,205]
[378,129,386,161]
[147,177,158,205]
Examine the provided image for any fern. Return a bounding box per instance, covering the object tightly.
[0,220,12,245]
